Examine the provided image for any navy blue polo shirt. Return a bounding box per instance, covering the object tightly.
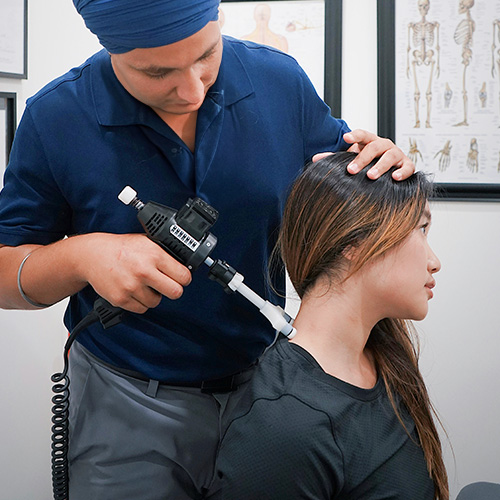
[0,37,349,382]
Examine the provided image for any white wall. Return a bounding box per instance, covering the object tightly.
[0,1,498,499]
[341,2,500,498]
[0,3,101,500]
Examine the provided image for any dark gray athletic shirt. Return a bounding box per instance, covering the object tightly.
[207,336,435,499]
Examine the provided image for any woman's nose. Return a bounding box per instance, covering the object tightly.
[428,245,441,274]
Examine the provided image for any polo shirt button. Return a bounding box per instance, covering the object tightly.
[171,148,178,154]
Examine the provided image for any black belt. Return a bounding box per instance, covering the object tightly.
[81,345,255,394]
[201,375,238,394]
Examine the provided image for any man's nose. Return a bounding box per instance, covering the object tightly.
[176,68,205,104]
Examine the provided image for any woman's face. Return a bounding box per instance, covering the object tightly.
[361,203,441,322]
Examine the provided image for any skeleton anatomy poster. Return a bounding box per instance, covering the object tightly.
[219,1,325,98]
[395,0,500,184]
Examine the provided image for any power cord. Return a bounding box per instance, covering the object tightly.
[50,298,123,500]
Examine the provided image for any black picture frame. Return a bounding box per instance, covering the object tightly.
[0,92,17,180]
[324,0,342,117]
[219,0,342,116]
[377,0,500,201]
[0,0,28,79]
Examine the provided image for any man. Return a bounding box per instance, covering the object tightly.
[0,1,414,498]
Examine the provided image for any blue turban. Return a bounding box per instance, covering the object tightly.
[73,0,220,54]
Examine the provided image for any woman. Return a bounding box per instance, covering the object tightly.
[207,151,449,499]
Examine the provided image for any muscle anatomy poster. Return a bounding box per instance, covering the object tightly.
[219,1,325,98]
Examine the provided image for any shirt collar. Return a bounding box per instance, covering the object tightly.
[91,37,254,128]
[218,36,254,106]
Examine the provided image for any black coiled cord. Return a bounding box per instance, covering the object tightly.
[51,311,98,500]
[50,299,123,500]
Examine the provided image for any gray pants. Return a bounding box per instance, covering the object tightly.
[67,342,252,500]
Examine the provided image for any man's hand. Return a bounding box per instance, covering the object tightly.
[0,233,192,313]
[78,233,192,314]
[312,129,415,181]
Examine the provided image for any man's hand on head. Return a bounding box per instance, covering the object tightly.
[312,129,415,181]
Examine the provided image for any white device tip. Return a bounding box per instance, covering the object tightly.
[118,186,137,205]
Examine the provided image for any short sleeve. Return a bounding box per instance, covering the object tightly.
[207,394,343,500]
[0,108,71,245]
[296,64,351,162]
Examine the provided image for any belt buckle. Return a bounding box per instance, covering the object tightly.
[201,375,236,394]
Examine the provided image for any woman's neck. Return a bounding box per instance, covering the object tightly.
[290,281,379,389]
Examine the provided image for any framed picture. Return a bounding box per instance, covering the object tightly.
[219,0,342,116]
[0,0,28,79]
[378,0,500,201]
[0,92,16,189]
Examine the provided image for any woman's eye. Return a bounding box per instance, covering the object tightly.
[420,223,429,235]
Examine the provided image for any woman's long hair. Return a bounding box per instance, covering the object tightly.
[275,151,448,499]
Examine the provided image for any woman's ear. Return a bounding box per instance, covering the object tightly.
[341,244,358,261]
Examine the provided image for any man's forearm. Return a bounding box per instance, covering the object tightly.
[0,231,192,313]
[0,238,88,310]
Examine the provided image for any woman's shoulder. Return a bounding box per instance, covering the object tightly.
[214,346,344,499]
[225,338,337,431]
[226,337,384,436]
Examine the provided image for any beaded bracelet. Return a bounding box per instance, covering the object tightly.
[17,252,51,308]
